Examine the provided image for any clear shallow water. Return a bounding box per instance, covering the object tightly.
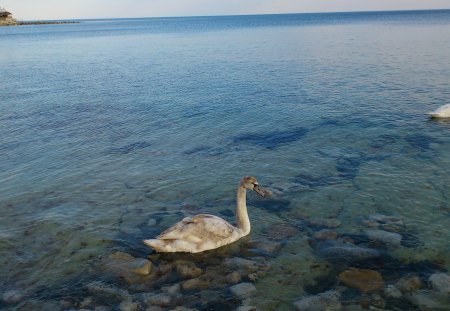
[1,10,450,310]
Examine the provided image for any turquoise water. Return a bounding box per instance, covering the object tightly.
[1,10,450,310]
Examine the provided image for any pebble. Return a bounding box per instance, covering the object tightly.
[236,306,257,311]
[145,307,164,311]
[395,275,423,293]
[176,261,203,278]
[429,272,450,294]
[162,283,180,295]
[87,282,130,303]
[294,290,342,311]
[338,268,384,293]
[365,229,402,246]
[226,271,242,284]
[142,293,171,307]
[230,283,257,297]
[181,277,211,290]
[224,257,259,272]
[119,301,140,311]
[383,285,402,298]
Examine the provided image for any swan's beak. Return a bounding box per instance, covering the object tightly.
[253,185,265,197]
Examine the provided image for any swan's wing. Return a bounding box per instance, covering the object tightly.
[156,214,235,241]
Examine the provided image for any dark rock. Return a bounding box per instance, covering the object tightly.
[233,127,309,149]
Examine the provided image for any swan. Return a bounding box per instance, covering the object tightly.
[143,176,265,253]
[428,104,450,118]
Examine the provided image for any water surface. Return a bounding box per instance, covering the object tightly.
[1,10,450,310]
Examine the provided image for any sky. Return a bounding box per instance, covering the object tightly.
[2,0,450,20]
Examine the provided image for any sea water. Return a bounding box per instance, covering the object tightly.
[1,10,450,310]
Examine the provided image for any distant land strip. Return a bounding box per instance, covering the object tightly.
[0,20,79,26]
[17,20,79,25]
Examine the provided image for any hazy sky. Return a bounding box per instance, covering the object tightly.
[2,0,450,20]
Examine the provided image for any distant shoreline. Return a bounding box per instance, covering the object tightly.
[0,20,79,26]
[18,20,79,25]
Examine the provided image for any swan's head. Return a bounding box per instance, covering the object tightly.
[240,176,265,197]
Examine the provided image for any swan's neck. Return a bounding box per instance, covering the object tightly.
[236,186,250,235]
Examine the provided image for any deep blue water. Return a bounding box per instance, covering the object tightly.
[1,10,450,310]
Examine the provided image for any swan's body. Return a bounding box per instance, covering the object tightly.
[144,176,265,253]
[428,104,450,118]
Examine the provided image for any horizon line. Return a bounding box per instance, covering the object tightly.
[18,7,450,22]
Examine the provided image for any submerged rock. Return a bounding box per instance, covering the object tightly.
[294,290,342,311]
[365,229,402,246]
[395,275,423,293]
[307,217,342,228]
[266,223,300,240]
[233,127,309,149]
[224,257,259,272]
[175,261,203,278]
[2,289,24,304]
[142,293,171,307]
[246,239,283,255]
[338,268,384,293]
[87,281,131,303]
[119,301,140,311]
[383,285,402,298]
[313,229,338,241]
[429,273,450,294]
[405,290,449,311]
[313,239,381,264]
[181,277,211,290]
[226,271,242,284]
[230,283,256,297]
[102,252,153,283]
